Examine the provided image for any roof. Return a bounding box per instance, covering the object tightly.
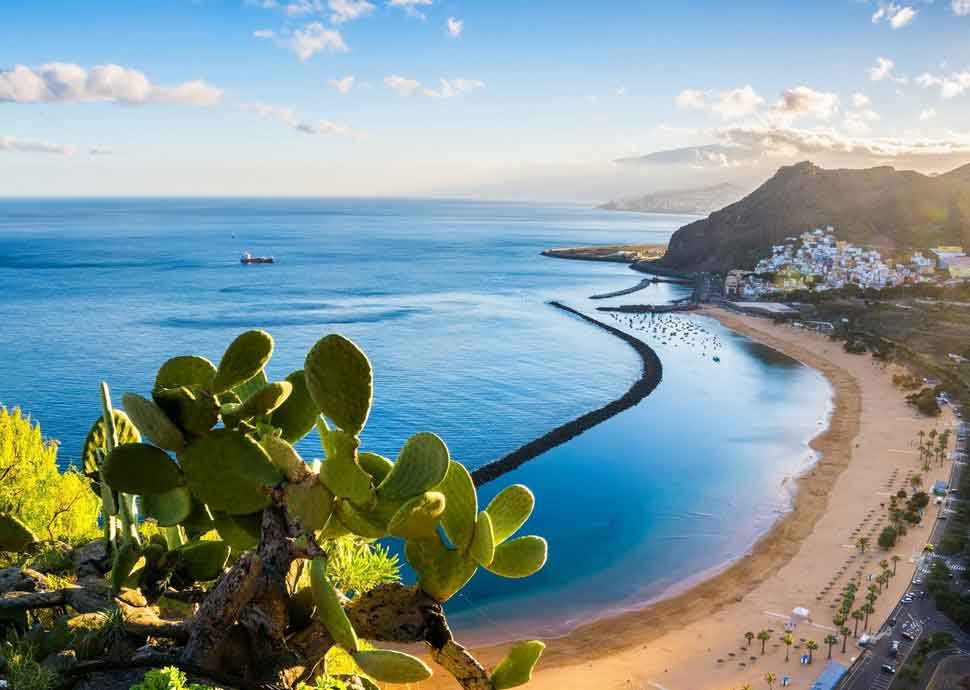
[809,661,848,690]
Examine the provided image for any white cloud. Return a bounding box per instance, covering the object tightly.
[872,2,918,28]
[284,0,324,17]
[616,86,627,96]
[384,74,484,98]
[329,75,355,93]
[388,0,432,19]
[0,135,76,157]
[916,70,970,98]
[248,102,356,137]
[0,63,222,106]
[954,0,970,15]
[920,107,937,120]
[257,22,348,60]
[674,85,764,119]
[253,28,276,38]
[330,0,375,23]
[620,125,970,169]
[446,16,463,37]
[772,86,839,121]
[868,56,907,84]
[843,108,880,134]
[852,93,871,109]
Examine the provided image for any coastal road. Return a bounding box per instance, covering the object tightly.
[837,417,969,690]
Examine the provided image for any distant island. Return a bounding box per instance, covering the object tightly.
[541,244,666,263]
[598,182,745,215]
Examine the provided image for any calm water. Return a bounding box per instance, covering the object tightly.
[0,199,830,642]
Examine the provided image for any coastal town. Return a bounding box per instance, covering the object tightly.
[725,227,970,299]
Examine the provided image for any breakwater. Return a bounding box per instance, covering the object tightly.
[471,301,663,487]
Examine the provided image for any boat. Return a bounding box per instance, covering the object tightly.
[241,252,275,264]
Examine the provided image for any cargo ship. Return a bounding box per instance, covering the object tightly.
[241,252,275,264]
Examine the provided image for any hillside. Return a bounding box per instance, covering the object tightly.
[651,161,970,274]
[599,182,745,214]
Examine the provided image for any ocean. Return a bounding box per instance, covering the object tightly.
[0,198,831,642]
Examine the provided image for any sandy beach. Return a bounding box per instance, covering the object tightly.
[426,307,957,690]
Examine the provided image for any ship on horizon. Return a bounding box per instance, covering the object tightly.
[241,251,275,264]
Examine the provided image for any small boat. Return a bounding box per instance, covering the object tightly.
[713,356,721,362]
[241,252,275,264]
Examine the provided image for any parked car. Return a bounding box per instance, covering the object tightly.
[889,641,900,657]
[901,631,915,641]
[881,664,897,674]
[887,617,896,626]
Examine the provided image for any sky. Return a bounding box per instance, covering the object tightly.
[2,0,970,200]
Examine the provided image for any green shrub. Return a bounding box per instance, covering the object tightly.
[878,526,897,549]
[129,667,222,690]
[0,407,101,549]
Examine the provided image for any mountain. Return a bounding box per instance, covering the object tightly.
[599,182,745,214]
[651,161,970,274]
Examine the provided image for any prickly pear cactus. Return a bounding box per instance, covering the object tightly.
[75,329,548,690]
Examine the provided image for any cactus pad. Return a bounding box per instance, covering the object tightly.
[82,410,141,480]
[268,370,319,442]
[212,511,262,552]
[179,429,282,514]
[111,541,143,593]
[212,330,274,394]
[485,485,535,544]
[483,536,547,579]
[436,461,478,553]
[310,556,359,652]
[319,429,375,508]
[0,512,38,552]
[304,334,373,435]
[233,381,292,420]
[405,534,478,603]
[358,451,394,484]
[470,511,495,567]
[121,393,185,452]
[140,486,193,526]
[490,640,546,689]
[102,443,183,496]
[387,491,446,539]
[155,355,217,389]
[352,650,433,683]
[377,432,449,502]
[174,540,230,581]
[260,434,306,482]
[334,499,387,539]
[287,479,335,533]
[152,385,219,437]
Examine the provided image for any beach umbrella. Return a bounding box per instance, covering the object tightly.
[792,607,811,619]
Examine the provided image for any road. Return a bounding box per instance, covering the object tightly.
[837,415,969,690]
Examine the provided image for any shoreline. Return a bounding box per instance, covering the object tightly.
[470,301,662,487]
[428,305,870,689]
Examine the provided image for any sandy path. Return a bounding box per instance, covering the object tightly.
[424,308,956,690]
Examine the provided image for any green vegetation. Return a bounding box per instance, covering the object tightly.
[0,407,101,557]
[897,632,955,684]
[129,667,221,690]
[0,330,547,690]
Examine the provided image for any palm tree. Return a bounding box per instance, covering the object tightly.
[806,639,819,664]
[911,473,923,491]
[892,554,901,575]
[879,559,889,572]
[840,626,852,653]
[765,672,777,690]
[824,634,838,659]
[782,633,793,661]
[745,631,755,649]
[757,629,771,655]
[851,609,864,636]
[856,536,870,554]
[861,602,875,631]
[740,685,753,690]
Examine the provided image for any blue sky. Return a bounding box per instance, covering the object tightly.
[2,0,970,198]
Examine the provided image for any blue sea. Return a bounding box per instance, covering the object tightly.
[0,198,830,642]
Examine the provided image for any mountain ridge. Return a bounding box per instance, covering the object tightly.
[651,161,970,273]
[599,182,745,214]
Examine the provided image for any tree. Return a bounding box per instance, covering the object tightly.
[841,626,852,653]
[765,671,777,690]
[856,536,870,554]
[892,555,901,575]
[824,634,838,659]
[745,631,755,650]
[782,633,793,661]
[862,602,875,631]
[851,609,865,636]
[878,526,898,550]
[879,559,889,572]
[911,473,923,491]
[758,630,771,655]
[806,639,819,664]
